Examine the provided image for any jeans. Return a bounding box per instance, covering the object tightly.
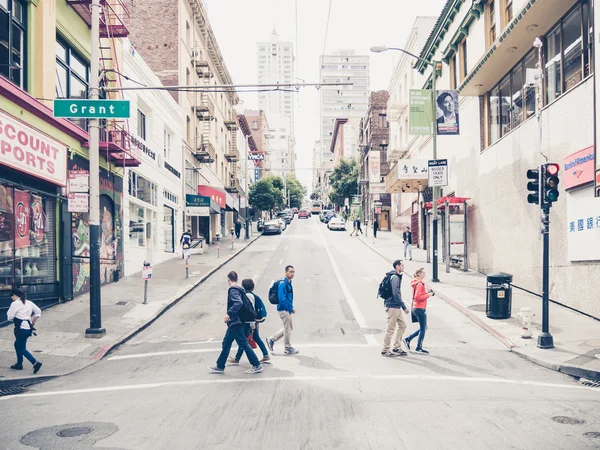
[14,328,36,366]
[407,308,427,350]
[216,324,260,370]
[272,311,293,349]
[403,241,412,258]
[235,323,268,360]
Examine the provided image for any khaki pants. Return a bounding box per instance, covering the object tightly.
[273,311,293,349]
[382,307,407,352]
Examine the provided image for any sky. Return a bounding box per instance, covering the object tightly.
[207,0,447,192]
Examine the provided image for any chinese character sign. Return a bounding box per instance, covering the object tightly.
[436,90,460,135]
[567,189,600,261]
[409,90,433,136]
[396,159,429,181]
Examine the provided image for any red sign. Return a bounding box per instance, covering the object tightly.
[14,190,30,249]
[563,146,594,190]
[198,185,226,209]
[0,110,68,186]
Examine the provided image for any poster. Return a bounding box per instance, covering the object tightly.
[14,190,30,249]
[409,90,433,136]
[567,187,600,261]
[369,151,381,183]
[436,90,460,135]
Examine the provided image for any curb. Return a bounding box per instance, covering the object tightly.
[0,235,261,388]
[512,348,600,382]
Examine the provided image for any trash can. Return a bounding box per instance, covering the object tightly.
[485,272,513,319]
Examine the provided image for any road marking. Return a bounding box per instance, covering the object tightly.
[110,343,375,360]
[4,374,597,401]
[318,229,378,346]
[279,259,283,265]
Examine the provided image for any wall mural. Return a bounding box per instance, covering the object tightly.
[69,154,123,297]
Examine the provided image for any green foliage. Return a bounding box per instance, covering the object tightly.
[286,176,306,209]
[249,176,284,213]
[310,192,319,201]
[328,159,359,208]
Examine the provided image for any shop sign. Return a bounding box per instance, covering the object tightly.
[164,161,181,178]
[248,152,265,160]
[68,193,89,213]
[69,170,89,193]
[198,185,226,209]
[185,194,210,207]
[185,206,210,216]
[370,183,386,194]
[0,110,67,186]
[567,188,600,261]
[397,159,429,180]
[369,151,380,183]
[130,135,156,160]
[409,90,433,136]
[563,146,594,190]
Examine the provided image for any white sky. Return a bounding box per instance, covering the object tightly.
[207,0,447,191]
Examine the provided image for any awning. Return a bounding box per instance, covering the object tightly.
[424,196,471,210]
[198,185,226,209]
[385,159,429,193]
[226,192,237,211]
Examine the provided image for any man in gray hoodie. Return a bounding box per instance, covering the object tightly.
[382,260,409,357]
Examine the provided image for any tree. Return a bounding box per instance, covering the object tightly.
[310,192,318,201]
[286,176,306,209]
[249,176,284,213]
[328,158,359,208]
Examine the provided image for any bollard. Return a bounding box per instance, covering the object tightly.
[183,243,190,279]
[142,261,152,304]
[217,245,220,258]
[231,228,235,250]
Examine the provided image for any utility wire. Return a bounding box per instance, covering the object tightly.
[322,0,333,57]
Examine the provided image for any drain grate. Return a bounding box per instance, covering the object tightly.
[0,386,26,397]
[56,427,94,438]
[468,304,486,312]
[583,432,600,439]
[580,378,600,388]
[552,416,586,425]
[115,301,129,306]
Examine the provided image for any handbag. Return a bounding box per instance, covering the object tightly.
[247,331,258,349]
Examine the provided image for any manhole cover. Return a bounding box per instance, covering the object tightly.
[468,304,486,312]
[552,416,586,425]
[0,386,26,397]
[115,301,129,306]
[358,327,384,335]
[56,427,94,438]
[584,432,600,438]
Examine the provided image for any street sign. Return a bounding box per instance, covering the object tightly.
[68,170,89,193]
[351,195,360,205]
[53,99,130,118]
[67,192,89,213]
[428,159,448,187]
[248,153,265,161]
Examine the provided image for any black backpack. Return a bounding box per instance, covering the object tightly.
[253,293,267,322]
[239,290,257,322]
[268,280,281,305]
[377,272,397,299]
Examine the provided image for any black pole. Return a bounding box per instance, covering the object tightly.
[538,206,554,348]
[432,216,439,282]
[245,217,250,240]
[86,224,105,337]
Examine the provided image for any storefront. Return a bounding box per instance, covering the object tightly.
[0,109,68,310]
[198,185,226,242]
[185,194,220,245]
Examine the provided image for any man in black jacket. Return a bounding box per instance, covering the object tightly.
[403,226,413,260]
[235,219,242,240]
[209,271,263,374]
[382,260,409,357]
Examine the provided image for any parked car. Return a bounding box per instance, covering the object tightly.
[257,220,264,232]
[262,220,282,235]
[298,209,310,219]
[327,217,346,231]
[277,211,292,225]
[292,207,299,215]
[321,210,335,223]
[276,218,287,231]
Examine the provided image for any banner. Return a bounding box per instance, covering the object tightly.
[14,190,30,249]
[369,151,381,183]
[436,90,460,135]
[409,90,433,136]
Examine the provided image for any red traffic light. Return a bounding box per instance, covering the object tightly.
[546,163,560,176]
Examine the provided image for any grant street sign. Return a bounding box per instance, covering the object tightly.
[53,99,131,118]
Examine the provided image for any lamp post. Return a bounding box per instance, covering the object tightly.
[370,45,442,282]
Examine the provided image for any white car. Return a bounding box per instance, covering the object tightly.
[327,217,346,231]
[276,218,287,231]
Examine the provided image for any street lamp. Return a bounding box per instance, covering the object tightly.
[370,45,443,282]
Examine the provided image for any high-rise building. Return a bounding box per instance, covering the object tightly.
[320,50,370,164]
[256,29,295,176]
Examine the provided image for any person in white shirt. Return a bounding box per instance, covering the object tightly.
[7,288,42,373]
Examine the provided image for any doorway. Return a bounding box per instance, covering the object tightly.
[380,210,390,231]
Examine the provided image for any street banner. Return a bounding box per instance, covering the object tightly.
[14,190,30,249]
[436,90,460,135]
[369,151,380,183]
[409,90,433,136]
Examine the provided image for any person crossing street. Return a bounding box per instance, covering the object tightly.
[380,260,409,357]
[267,265,298,355]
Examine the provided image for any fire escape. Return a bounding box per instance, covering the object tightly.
[67,0,141,167]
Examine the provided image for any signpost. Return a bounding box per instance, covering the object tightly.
[53,99,130,118]
[428,159,448,187]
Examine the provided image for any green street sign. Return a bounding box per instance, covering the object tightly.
[185,194,211,207]
[409,89,432,136]
[53,99,130,118]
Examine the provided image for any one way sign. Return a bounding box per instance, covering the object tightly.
[428,159,448,187]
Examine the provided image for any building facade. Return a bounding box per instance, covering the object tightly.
[243,109,271,184]
[388,0,600,317]
[127,0,242,245]
[257,29,295,176]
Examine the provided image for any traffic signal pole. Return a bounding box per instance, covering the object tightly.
[539,203,554,348]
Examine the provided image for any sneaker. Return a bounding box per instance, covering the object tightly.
[245,365,263,374]
[33,362,42,374]
[415,348,429,354]
[10,364,23,370]
[260,355,271,363]
[208,366,225,374]
[403,338,411,351]
[266,337,275,352]
[410,257,413,261]
[227,357,239,365]
[382,351,400,358]
[284,347,299,355]
[392,348,408,356]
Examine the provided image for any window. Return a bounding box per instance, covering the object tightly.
[563,6,583,91]
[163,130,171,160]
[488,1,497,45]
[545,25,562,104]
[137,110,147,140]
[461,40,468,79]
[0,0,25,89]
[504,0,513,24]
[251,120,258,130]
[185,21,190,49]
[449,55,457,90]
[56,37,89,129]
[128,171,158,206]
[378,114,388,128]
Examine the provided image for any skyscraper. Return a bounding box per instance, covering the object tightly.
[319,50,370,165]
[256,29,295,177]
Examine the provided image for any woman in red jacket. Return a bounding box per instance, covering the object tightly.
[404,268,434,354]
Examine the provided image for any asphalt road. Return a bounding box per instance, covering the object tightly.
[2,217,600,450]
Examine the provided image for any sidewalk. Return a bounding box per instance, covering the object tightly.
[358,231,600,381]
[0,232,261,386]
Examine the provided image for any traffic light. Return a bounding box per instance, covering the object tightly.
[542,163,560,206]
[526,168,540,205]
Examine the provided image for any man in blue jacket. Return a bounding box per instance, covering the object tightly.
[267,265,298,354]
[209,271,263,374]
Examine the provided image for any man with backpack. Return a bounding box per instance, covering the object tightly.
[379,259,409,357]
[266,265,298,355]
[180,229,192,259]
[209,271,264,374]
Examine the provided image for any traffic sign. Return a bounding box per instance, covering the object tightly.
[53,99,130,118]
[428,159,448,187]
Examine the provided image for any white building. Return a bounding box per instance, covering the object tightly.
[320,50,370,162]
[121,40,184,276]
[257,29,296,176]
